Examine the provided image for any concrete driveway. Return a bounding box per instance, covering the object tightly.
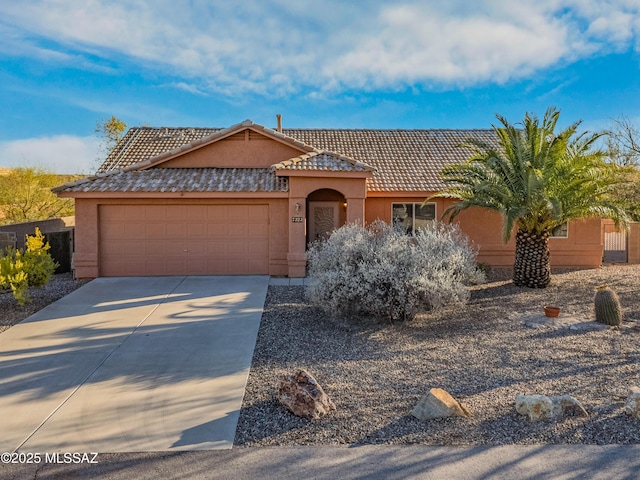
[0,276,269,453]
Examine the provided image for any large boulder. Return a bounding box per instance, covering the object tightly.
[625,387,640,419]
[412,388,472,420]
[277,369,336,419]
[516,394,588,421]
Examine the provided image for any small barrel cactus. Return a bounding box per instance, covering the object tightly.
[594,285,623,326]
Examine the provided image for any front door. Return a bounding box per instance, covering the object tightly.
[308,201,340,244]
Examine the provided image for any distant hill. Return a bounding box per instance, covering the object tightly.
[0,167,11,175]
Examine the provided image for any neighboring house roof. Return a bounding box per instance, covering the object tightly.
[56,120,498,194]
[55,168,288,193]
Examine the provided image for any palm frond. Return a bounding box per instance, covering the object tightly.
[433,106,630,242]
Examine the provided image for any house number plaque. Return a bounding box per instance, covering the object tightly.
[291,217,304,223]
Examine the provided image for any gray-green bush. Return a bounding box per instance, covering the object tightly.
[306,220,484,322]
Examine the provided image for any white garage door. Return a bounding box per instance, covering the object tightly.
[99,204,269,276]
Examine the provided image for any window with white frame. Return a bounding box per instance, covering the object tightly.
[550,223,568,238]
[391,203,436,235]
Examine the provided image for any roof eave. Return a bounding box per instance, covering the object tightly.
[54,190,289,199]
[276,170,373,178]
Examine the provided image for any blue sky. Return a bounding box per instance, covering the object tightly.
[1,0,640,174]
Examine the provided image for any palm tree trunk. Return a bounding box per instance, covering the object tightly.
[513,229,551,288]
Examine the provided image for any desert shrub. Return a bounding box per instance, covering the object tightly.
[23,228,57,287]
[306,220,484,322]
[0,228,57,305]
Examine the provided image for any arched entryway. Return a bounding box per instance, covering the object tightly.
[307,188,347,246]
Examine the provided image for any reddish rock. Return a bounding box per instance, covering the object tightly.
[277,369,336,419]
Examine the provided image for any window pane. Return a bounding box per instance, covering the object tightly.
[551,223,568,238]
[414,203,436,231]
[392,203,414,234]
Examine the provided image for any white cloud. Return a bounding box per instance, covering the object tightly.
[162,82,208,96]
[324,2,571,88]
[0,135,100,174]
[0,0,638,95]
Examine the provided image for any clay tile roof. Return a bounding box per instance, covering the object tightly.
[61,122,499,194]
[282,129,497,191]
[54,168,288,193]
[99,127,223,172]
[98,120,319,173]
[271,150,376,172]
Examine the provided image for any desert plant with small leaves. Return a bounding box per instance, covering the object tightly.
[306,220,483,322]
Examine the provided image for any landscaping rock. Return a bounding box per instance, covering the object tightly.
[625,387,640,419]
[412,388,471,420]
[516,394,588,421]
[277,369,336,419]
[516,395,555,421]
[552,395,589,418]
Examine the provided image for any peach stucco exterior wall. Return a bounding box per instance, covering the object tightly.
[365,195,604,268]
[157,131,304,169]
[72,196,289,278]
[286,175,369,277]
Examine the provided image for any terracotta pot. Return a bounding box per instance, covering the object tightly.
[544,306,560,318]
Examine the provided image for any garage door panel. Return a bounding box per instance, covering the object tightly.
[227,242,248,255]
[187,205,207,221]
[99,204,269,276]
[188,242,207,255]
[249,224,268,236]
[124,207,146,222]
[247,240,268,255]
[226,205,246,218]
[102,223,125,238]
[123,223,146,238]
[208,225,228,236]
[126,242,147,256]
[164,224,185,237]
[100,205,125,222]
[247,258,268,272]
[101,240,128,255]
[165,206,187,222]
[164,240,185,254]
[187,223,206,236]
[247,205,268,221]
[228,224,248,236]
[207,208,226,222]
[145,223,166,237]
[145,240,166,254]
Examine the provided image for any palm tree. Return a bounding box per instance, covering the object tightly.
[431,107,628,288]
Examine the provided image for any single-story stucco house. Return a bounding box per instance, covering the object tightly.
[54,117,607,278]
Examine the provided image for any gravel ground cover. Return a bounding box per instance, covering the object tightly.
[235,265,640,446]
[0,273,86,334]
[2,268,638,446]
